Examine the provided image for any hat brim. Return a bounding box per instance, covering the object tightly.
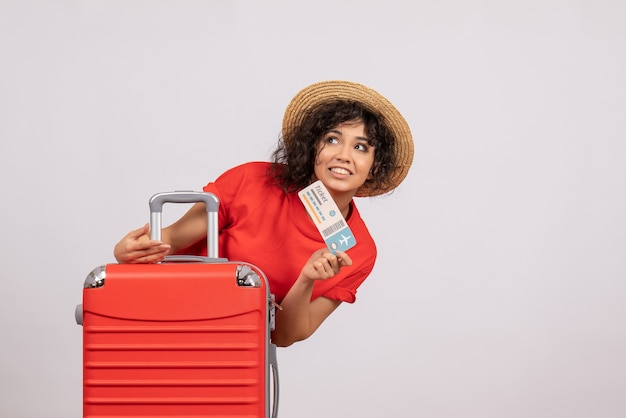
[282,80,413,197]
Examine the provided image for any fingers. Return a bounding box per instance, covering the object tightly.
[312,256,335,276]
[334,250,353,267]
[304,248,352,281]
[114,224,171,264]
[123,244,171,264]
[127,223,150,239]
[126,247,170,264]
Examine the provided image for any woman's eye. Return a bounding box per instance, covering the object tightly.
[355,143,369,152]
[327,137,339,144]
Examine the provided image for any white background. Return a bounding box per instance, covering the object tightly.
[1,1,625,417]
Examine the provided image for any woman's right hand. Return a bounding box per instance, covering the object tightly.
[113,224,171,264]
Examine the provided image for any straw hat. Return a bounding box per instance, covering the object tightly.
[282,80,414,197]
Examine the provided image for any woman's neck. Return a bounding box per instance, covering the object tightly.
[329,191,354,220]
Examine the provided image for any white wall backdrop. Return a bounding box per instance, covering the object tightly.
[1,1,625,417]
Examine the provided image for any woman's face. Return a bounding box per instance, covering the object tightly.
[313,120,375,199]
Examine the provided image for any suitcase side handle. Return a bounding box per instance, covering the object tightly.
[269,343,280,418]
[149,191,220,259]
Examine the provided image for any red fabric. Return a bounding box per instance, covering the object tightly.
[195,162,377,304]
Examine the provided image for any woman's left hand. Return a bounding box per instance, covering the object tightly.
[299,248,352,281]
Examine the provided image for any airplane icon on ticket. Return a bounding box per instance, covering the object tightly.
[339,234,353,247]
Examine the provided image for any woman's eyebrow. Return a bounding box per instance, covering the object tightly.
[328,129,369,142]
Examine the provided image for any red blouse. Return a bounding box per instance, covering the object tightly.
[193,162,377,304]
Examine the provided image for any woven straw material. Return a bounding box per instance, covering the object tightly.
[282,80,414,197]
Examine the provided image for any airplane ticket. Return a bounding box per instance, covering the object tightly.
[298,180,357,253]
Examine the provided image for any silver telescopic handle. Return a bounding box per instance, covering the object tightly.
[148,191,220,259]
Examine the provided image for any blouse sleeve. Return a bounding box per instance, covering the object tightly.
[201,162,265,231]
[320,264,375,304]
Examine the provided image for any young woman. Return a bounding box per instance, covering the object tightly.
[113,80,414,347]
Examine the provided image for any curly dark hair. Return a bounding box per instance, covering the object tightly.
[268,100,397,194]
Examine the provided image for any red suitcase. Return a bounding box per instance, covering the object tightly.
[75,191,279,418]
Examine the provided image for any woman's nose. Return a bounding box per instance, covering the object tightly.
[334,144,351,161]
